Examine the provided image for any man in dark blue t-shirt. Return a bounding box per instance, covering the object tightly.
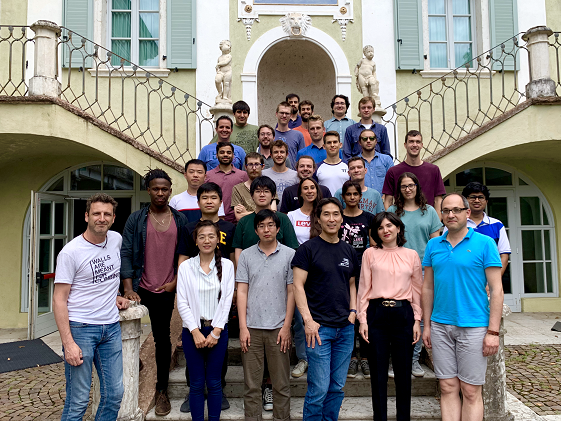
[292,198,359,421]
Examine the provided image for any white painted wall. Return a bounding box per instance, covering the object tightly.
[196,0,229,151]
[363,0,397,156]
[517,0,547,97]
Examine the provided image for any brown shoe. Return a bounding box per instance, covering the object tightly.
[155,389,171,416]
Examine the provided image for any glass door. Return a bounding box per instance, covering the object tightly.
[28,191,70,339]
[487,190,520,312]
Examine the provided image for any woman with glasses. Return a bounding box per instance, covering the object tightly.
[177,220,235,421]
[339,179,376,379]
[387,172,441,378]
[358,212,423,421]
[287,177,323,245]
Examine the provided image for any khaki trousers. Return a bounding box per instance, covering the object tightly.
[241,328,291,421]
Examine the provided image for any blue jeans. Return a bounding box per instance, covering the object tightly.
[61,321,123,421]
[294,306,307,361]
[412,320,424,362]
[182,325,229,421]
[303,323,354,421]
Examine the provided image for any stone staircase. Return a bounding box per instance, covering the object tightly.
[147,340,442,420]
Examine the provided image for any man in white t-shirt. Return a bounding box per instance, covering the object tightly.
[53,193,130,420]
[316,131,349,196]
[169,159,225,223]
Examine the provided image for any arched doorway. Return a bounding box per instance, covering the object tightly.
[257,39,336,126]
[444,163,558,312]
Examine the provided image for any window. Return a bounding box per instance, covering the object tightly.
[110,0,159,67]
[428,0,474,69]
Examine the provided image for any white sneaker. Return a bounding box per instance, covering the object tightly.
[291,359,308,378]
[388,362,395,378]
[412,360,425,377]
[262,387,273,411]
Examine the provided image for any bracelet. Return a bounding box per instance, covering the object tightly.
[350,309,357,314]
[210,331,220,340]
[487,329,499,336]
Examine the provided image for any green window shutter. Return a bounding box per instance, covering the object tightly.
[62,0,93,68]
[394,0,424,70]
[167,0,196,69]
[489,0,519,71]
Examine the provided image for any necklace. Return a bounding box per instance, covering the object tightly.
[149,208,172,228]
[82,233,108,248]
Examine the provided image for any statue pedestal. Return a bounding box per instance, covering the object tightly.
[372,108,387,124]
[209,102,234,124]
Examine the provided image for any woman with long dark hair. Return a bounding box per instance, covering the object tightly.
[358,212,422,421]
[388,172,441,377]
[287,177,323,245]
[176,220,235,421]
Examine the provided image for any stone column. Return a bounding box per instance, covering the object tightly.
[522,26,556,99]
[483,304,514,421]
[29,20,61,97]
[89,302,149,421]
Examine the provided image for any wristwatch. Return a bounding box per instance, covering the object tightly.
[350,309,357,314]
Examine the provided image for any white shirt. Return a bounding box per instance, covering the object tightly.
[54,231,122,324]
[316,160,349,196]
[169,190,225,216]
[288,208,311,245]
[176,255,235,331]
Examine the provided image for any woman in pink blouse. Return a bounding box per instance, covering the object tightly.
[358,212,422,421]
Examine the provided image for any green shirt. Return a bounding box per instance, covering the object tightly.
[211,123,259,155]
[233,211,300,250]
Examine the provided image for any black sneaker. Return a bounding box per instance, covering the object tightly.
[262,386,273,411]
[221,392,230,410]
[347,359,359,378]
[180,393,190,413]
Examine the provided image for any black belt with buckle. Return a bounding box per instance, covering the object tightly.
[200,319,213,327]
[373,298,409,308]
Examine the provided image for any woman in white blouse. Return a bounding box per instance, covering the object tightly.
[177,220,235,421]
[287,177,323,245]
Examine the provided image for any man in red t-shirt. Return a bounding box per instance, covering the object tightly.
[382,130,446,219]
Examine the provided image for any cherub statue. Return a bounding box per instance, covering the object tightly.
[355,45,381,108]
[215,40,232,104]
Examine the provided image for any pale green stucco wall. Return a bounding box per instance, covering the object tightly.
[0,102,186,328]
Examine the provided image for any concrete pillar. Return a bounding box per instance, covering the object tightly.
[522,26,556,99]
[483,304,514,421]
[89,302,149,421]
[29,20,61,97]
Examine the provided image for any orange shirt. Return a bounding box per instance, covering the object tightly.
[293,126,312,146]
[357,246,423,323]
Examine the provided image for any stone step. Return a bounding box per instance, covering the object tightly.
[146,396,442,420]
[167,364,438,399]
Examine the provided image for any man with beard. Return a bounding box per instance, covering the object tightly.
[293,100,314,146]
[325,94,356,141]
[198,116,246,170]
[275,102,306,168]
[343,96,391,161]
[279,155,332,214]
[358,129,394,195]
[286,93,302,128]
[206,141,249,223]
[232,152,278,221]
[210,101,259,155]
[258,124,292,170]
[263,140,299,209]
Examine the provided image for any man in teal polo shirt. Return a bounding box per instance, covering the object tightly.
[421,193,504,421]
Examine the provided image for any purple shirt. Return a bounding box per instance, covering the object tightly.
[206,166,249,223]
[382,161,446,206]
[140,217,177,293]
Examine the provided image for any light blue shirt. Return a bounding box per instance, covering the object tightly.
[198,143,246,171]
[422,228,502,327]
[334,187,385,215]
[360,153,394,194]
[325,116,356,143]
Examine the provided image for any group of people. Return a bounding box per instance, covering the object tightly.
[53,92,510,421]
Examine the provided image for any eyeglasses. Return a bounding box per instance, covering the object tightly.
[467,195,486,201]
[442,207,468,215]
[400,183,417,191]
[257,223,277,230]
[360,136,377,141]
[254,189,271,195]
[246,163,263,168]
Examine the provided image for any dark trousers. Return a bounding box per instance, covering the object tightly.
[367,300,414,421]
[352,320,370,358]
[182,325,229,421]
[185,348,228,389]
[137,287,175,391]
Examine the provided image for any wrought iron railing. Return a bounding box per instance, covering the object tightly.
[382,33,530,160]
[0,25,33,96]
[57,28,214,166]
[548,32,561,96]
